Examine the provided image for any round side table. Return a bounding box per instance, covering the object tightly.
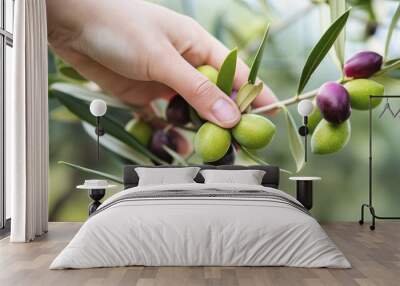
[289,177,321,210]
[77,180,116,215]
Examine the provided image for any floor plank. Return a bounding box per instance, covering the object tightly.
[0,222,399,286]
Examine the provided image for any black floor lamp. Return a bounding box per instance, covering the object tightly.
[297,99,314,162]
[359,95,400,230]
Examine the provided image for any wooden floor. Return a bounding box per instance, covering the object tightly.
[0,222,399,286]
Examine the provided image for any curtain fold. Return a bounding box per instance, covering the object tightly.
[7,0,48,242]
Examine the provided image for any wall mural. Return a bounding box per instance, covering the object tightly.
[48,0,400,222]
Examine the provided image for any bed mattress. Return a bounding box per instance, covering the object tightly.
[50,183,350,269]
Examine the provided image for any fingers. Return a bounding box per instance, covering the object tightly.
[53,48,175,106]
[206,37,279,115]
[151,48,241,128]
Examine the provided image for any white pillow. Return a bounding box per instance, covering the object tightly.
[135,167,201,186]
[200,169,265,185]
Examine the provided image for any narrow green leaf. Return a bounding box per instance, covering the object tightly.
[163,146,188,166]
[328,0,346,71]
[235,82,263,112]
[283,107,305,173]
[59,65,87,82]
[297,9,350,95]
[52,90,166,164]
[82,122,154,165]
[235,83,253,106]
[50,106,80,123]
[384,58,400,66]
[373,75,400,94]
[48,74,69,86]
[217,48,237,95]
[384,3,400,61]
[241,147,292,174]
[248,24,270,84]
[51,83,134,110]
[375,59,400,77]
[58,161,123,184]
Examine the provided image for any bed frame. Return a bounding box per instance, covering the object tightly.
[123,165,280,189]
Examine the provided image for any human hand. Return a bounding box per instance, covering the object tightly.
[47,0,278,128]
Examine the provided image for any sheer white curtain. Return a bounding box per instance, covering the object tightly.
[7,0,48,242]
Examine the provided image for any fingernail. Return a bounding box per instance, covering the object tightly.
[211,98,240,124]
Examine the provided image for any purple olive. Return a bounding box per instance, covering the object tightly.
[230,90,238,101]
[208,145,235,166]
[149,129,177,163]
[344,51,382,79]
[166,95,190,125]
[316,82,351,124]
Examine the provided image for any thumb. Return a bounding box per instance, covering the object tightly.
[151,49,241,128]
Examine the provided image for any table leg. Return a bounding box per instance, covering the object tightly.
[88,189,105,215]
[296,181,313,210]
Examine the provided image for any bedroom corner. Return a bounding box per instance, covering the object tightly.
[1,0,400,285]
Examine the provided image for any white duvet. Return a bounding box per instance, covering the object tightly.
[50,183,350,269]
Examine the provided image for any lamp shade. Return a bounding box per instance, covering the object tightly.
[297,99,314,117]
[90,99,107,117]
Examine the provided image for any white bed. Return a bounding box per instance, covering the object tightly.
[50,182,350,269]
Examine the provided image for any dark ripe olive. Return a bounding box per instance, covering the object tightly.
[208,145,236,166]
[166,95,190,125]
[149,129,177,163]
[316,82,351,124]
[344,51,382,79]
[230,90,238,101]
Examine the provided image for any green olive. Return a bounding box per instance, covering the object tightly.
[194,122,231,162]
[311,119,351,155]
[308,99,322,134]
[344,79,384,110]
[232,114,276,149]
[125,119,153,147]
[197,65,218,84]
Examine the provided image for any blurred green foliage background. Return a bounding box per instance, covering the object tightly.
[49,0,400,222]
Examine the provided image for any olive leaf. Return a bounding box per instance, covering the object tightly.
[297,8,350,95]
[163,146,189,166]
[52,89,167,165]
[235,82,263,112]
[248,24,270,84]
[82,122,154,165]
[283,107,305,173]
[373,75,400,94]
[217,48,237,95]
[51,83,133,110]
[384,58,400,66]
[384,3,400,61]
[328,0,347,71]
[50,106,80,123]
[375,58,400,77]
[59,65,88,82]
[58,161,123,184]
